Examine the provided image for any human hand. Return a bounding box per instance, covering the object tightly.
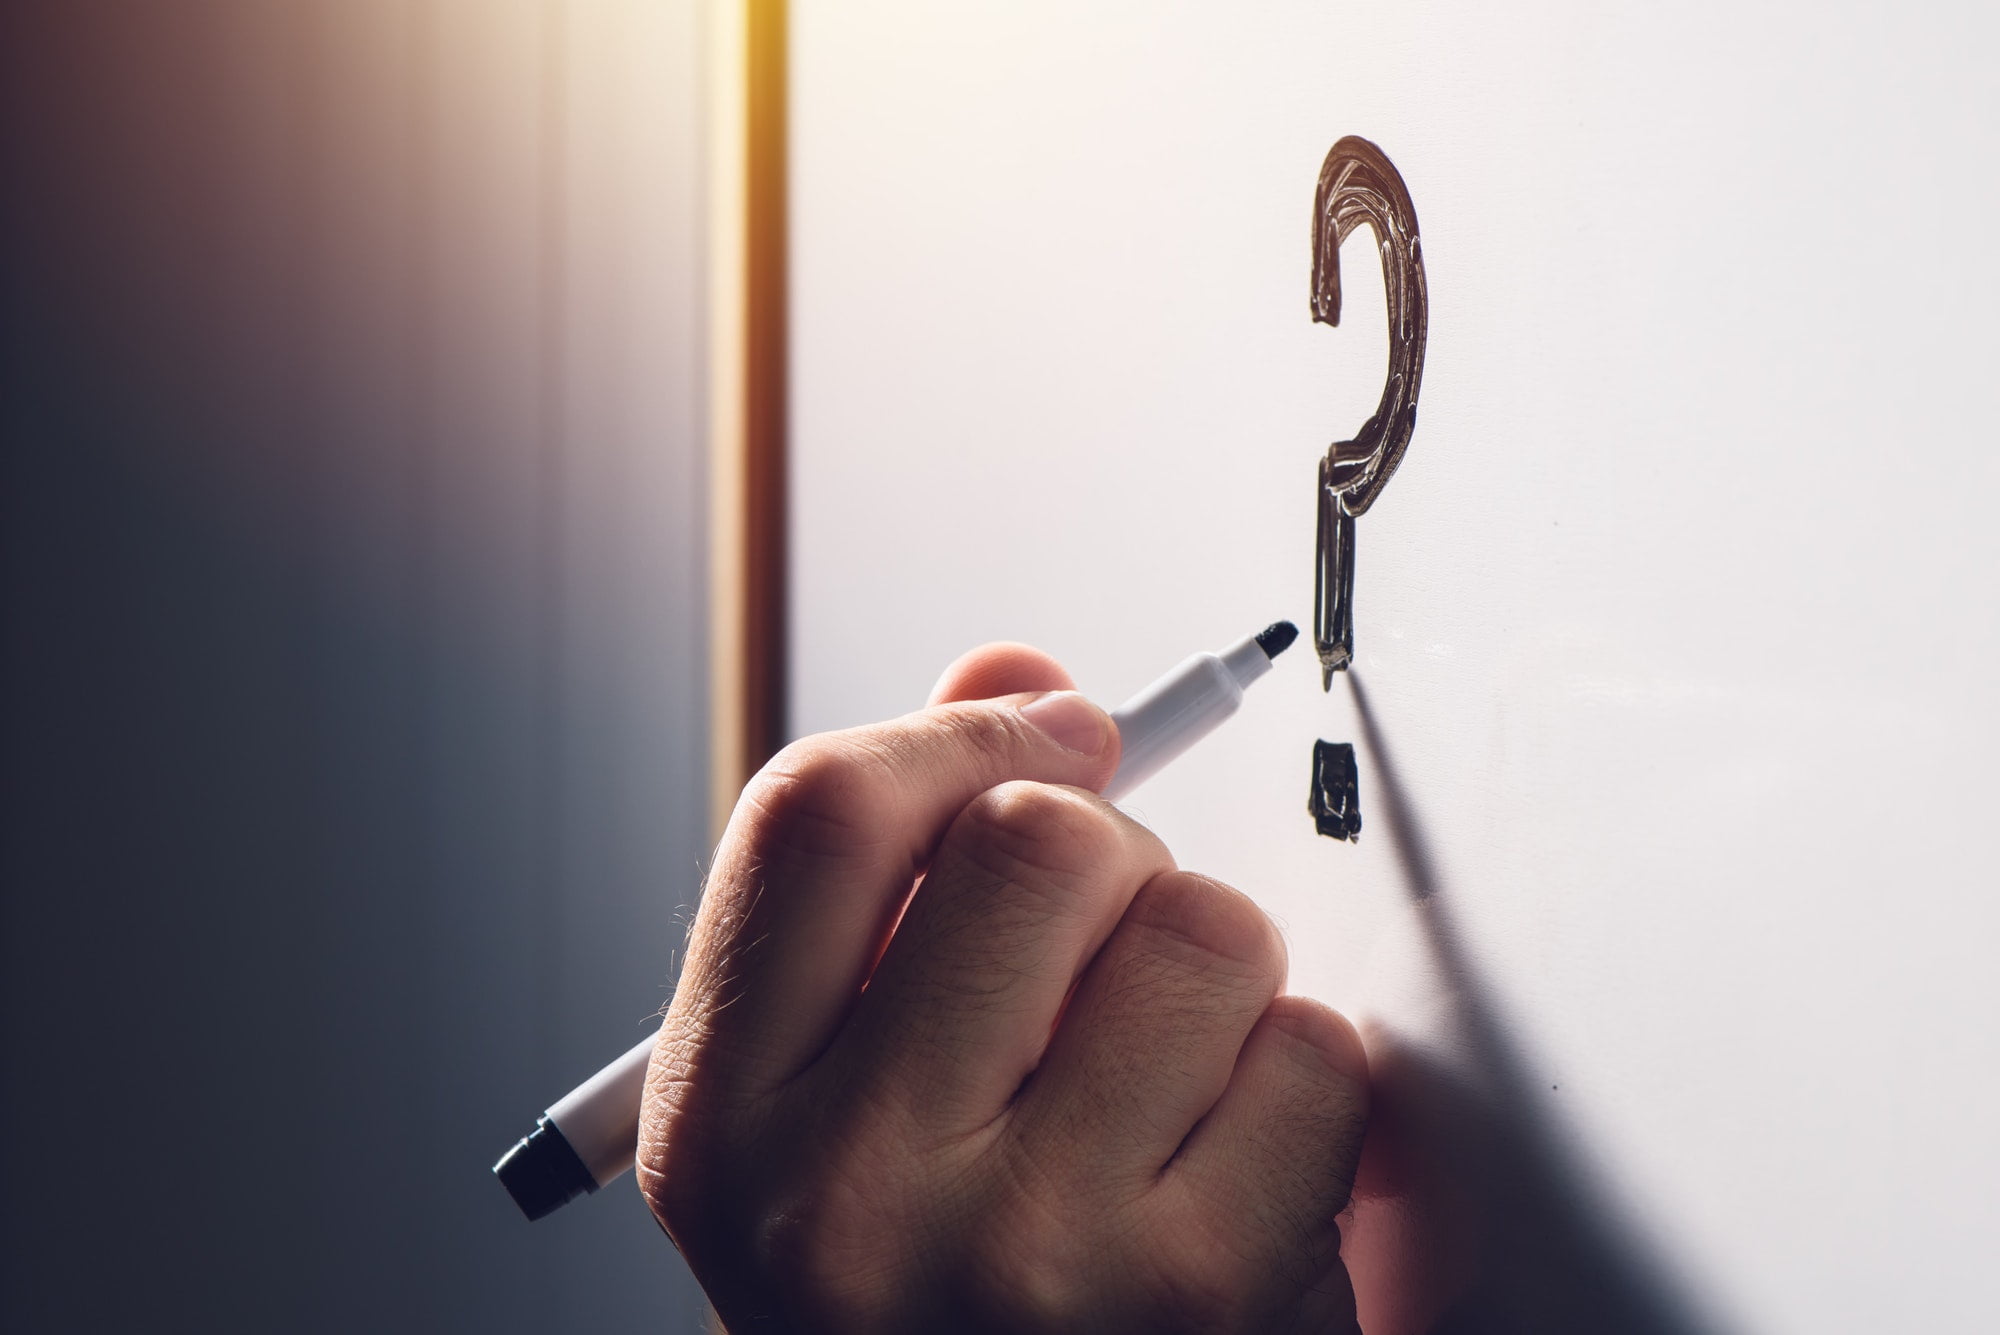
[640,643,1370,1333]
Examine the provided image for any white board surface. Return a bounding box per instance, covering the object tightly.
[790,5,2000,1331]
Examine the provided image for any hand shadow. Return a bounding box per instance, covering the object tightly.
[1338,674,1727,1335]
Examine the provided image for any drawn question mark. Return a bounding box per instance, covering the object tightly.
[1308,136,1429,839]
[1312,135,1429,683]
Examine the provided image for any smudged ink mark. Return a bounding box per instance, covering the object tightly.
[1312,136,1429,686]
[1309,739,1363,841]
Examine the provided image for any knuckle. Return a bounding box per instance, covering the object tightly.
[1127,871,1288,986]
[736,734,897,863]
[1159,1211,1341,1334]
[647,1074,928,1332]
[971,1193,1092,1324]
[1261,996,1370,1098]
[1254,1003,1371,1213]
[952,780,1121,889]
[1156,1243,1263,1332]
[757,1187,907,1332]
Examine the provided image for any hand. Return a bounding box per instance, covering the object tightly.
[639,643,1370,1333]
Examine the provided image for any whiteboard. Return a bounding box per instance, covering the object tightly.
[790,4,2000,1331]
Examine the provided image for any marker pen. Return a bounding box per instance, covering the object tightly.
[494,619,1300,1221]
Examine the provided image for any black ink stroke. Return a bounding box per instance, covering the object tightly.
[1312,136,1429,685]
[1308,739,1362,841]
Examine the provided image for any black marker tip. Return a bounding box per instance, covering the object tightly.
[1255,620,1300,660]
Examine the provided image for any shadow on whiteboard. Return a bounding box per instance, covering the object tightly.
[1340,676,1728,1335]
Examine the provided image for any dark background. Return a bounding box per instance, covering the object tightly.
[3,3,712,1329]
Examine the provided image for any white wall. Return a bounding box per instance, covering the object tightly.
[791,4,2000,1331]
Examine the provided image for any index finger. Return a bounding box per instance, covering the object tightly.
[665,689,1125,1099]
[927,641,1076,705]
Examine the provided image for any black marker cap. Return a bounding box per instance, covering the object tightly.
[494,1116,598,1222]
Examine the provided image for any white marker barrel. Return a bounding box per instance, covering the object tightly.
[1102,632,1274,803]
[547,1032,655,1188]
